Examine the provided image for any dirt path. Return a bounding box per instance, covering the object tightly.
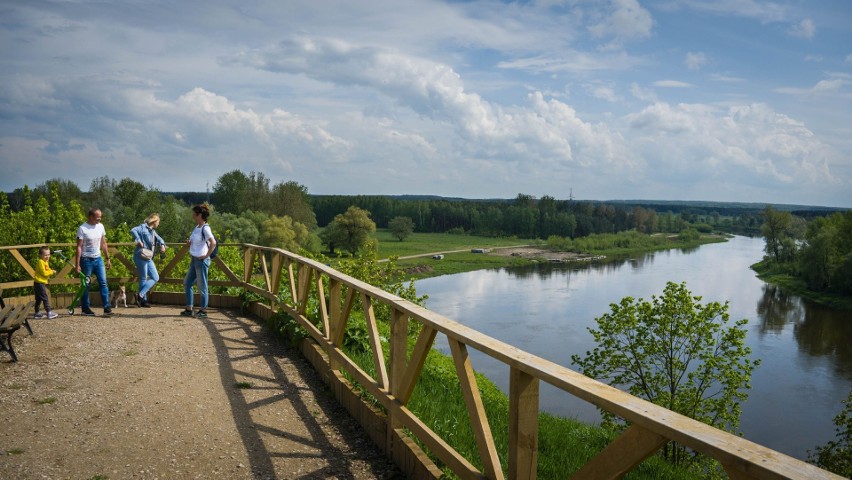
[0,306,402,479]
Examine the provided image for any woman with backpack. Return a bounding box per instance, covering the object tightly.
[181,203,217,319]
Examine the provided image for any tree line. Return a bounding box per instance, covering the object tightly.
[760,206,852,296]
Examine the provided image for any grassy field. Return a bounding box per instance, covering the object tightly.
[374,230,728,279]
[374,230,540,258]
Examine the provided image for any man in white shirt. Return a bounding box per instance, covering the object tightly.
[75,208,113,316]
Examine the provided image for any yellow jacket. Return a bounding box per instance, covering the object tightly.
[34,258,55,284]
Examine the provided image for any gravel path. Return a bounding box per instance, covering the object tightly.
[0,305,403,479]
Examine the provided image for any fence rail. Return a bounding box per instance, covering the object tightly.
[0,242,841,480]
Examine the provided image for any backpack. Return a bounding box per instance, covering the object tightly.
[201,225,219,258]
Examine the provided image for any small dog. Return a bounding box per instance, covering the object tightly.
[110,285,128,308]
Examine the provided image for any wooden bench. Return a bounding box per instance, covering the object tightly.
[0,301,36,362]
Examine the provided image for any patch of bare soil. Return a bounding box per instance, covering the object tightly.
[490,246,605,263]
[0,306,403,479]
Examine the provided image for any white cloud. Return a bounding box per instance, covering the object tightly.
[653,80,694,88]
[685,52,707,71]
[788,19,816,39]
[588,0,653,40]
[625,102,832,185]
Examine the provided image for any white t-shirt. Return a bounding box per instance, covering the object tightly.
[77,222,106,258]
[189,224,215,257]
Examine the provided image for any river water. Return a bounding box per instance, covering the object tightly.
[415,236,852,461]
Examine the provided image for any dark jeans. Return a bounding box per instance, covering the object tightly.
[34,282,51,313]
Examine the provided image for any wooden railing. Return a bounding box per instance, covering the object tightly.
[0,242,841,480]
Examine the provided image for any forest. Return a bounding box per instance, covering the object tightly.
[2,170,849,297]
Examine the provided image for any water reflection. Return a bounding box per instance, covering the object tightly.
[756,284,806,334]
[796,302,852,376]
[417,236,852,460]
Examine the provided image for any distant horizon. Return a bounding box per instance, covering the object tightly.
[2,2,850,209]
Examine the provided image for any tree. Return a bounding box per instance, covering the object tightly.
[320,206,376,255]
[269,180,317,229]
[260,215,310,252]
[572,281,759,469]
[809,387,852,477]
[211,170,249,214]
[388,216,414,241]
[761,206,797,262]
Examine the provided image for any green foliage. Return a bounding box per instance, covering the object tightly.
[320,206,377,255]
[545,230,719,255]
[809,387,852,477]
[572,281,758,470]
[388,216,415,241]
[260,215,312,251]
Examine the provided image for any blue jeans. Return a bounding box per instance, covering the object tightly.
[184,257,210,309]
[80,256,109,310]
[133,252,159,298]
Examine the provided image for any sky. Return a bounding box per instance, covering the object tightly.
[1,1,851,208]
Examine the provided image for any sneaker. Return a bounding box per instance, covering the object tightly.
[47,311,59,319]
[135,293,143,306]
[103,307,113,316]
[180,309,194,317]
[196,310,208,318]
[141,298,151,308]
[81,308,96,316]
[33,312,45,318]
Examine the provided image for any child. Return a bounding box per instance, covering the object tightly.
[33,246,58,319]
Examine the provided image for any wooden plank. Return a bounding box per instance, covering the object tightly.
[9,249,35,278]
[389,308,409,444]
[297,264,312,316]
[571,424,667,480]
[158,243,190,277]
[398,324,437,405]
[509,367,539,480]
[260,252,272,293]
[270,252,283,299]
[361,293,389,390]
[448,338,504,480]
[389,400,487,480]
[316,274,330,336]
[243,247,255,283]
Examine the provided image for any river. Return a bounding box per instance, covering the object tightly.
[415,235,852,461]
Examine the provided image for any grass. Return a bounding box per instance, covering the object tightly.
[6,447,25,455]
[374,230,539,259]
[343,342,699,479]
[36,397,57,405]
[122,349,139,356]
[377,230,727,280]
[234,381,253,389]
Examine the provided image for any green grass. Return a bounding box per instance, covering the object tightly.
[6,447,25,455]
[344,342,699,479]
[234,381,253,389]
[36,397,57,405]
[374,230,539,259]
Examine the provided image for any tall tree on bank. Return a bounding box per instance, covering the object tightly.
[388,216,415,241]
[760,206,801,262]
[572,281,758,471]
[321,206,376,255]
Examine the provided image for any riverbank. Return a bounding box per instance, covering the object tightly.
[391,233,729,279]
[751,260,852,311]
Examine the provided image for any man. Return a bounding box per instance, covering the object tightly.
[75,208,113,316]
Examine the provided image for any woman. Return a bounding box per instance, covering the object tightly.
[181,204,216,318]
[131,213,166,307]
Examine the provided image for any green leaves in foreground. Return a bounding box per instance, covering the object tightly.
[572,281,759,469]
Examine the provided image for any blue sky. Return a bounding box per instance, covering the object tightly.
[1,0,850,207]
